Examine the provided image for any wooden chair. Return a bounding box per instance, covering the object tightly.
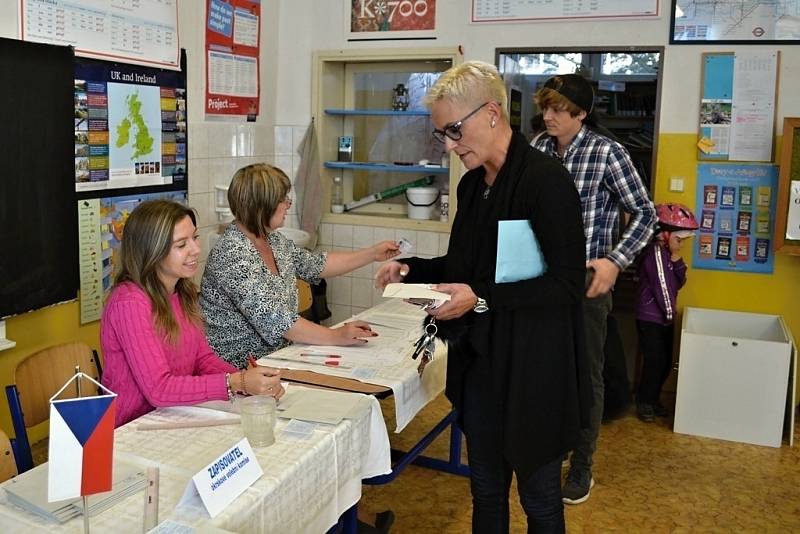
[5,342,102,473]
[297,279,313,314]
[0,429,17,482]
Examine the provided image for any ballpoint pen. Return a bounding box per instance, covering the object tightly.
[300,352,342,359]
[266,355,352,369]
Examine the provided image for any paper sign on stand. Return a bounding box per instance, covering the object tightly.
[178,438,263,518]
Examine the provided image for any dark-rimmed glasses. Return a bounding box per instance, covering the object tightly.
[432,101,490,143]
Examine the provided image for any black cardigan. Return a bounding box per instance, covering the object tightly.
[403,132,591,479]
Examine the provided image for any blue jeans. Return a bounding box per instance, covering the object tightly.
[462,355,565,533]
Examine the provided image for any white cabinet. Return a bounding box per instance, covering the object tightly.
[312,48,461,232]
[674,307,795,447]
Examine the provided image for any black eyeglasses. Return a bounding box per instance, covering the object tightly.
[432,101,490,143]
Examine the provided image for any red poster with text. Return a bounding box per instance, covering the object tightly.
[205,0,261,116]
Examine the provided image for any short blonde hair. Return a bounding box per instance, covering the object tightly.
[227,163,291,237]
[424,61,509,122]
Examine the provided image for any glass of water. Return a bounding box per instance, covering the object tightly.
[240,395,277,447]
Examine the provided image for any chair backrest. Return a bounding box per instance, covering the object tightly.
[297,279,313,314]
[0,430,17,482]
[14,342,102,428]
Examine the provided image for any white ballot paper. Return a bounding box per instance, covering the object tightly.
[381,283,451,301]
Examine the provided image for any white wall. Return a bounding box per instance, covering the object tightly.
[273,0,799,134]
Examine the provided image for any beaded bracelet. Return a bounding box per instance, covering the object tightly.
[224,373,235,402]
[239,369,248,395]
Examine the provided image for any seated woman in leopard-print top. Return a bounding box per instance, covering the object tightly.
[200,163,400,369]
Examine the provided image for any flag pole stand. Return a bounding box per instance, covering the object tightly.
[77,369,91,534]
[83,495,90,533]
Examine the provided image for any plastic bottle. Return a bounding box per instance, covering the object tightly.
[439,188,450,222]
[331,176,344,213]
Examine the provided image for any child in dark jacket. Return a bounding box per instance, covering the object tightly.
[635,203,699,422]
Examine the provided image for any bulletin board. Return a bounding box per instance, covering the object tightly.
[775,117,800,254]
[0,37,78,319]
[693,163,778,273]
[697,51,778,162]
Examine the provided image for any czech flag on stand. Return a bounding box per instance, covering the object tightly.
[48,373,117,502]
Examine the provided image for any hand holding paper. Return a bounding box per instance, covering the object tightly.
[382,283,451,301]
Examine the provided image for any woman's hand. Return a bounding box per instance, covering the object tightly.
[426,283,478,321]
[242,366,285,399]
[372,240,401,262]
[331,320,378,345]
[374,261,409,289]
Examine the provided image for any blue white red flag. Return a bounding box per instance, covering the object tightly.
[48,373,117,502]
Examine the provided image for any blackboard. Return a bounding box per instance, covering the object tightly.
[0,38,78,318]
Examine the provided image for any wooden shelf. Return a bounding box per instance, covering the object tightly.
[324,162,449,174]
[322,211,451,232]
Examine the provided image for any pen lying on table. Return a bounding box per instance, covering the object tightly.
[264,355,352,369]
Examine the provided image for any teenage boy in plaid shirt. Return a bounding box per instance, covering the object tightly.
[532,74,656,505]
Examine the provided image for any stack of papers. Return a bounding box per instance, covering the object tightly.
[4,461,145,523]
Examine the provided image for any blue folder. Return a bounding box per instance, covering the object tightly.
[495,220,547,283]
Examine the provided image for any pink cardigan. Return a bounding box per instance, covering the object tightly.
[101,282,237,427]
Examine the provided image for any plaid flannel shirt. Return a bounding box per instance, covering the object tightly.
[533,125,655,270]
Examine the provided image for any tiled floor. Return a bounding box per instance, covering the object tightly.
[362,394,800,533]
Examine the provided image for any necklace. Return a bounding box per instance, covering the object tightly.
[483,184,491,199]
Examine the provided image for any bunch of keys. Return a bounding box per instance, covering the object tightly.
[412,318,437,375]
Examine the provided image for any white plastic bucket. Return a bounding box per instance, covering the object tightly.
[406,187,439,220]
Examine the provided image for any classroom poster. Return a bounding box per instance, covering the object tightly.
[205,0,261,116]
[74,58,187,193]
[78,191,187,324]
[349,0,437,37]
[693,163,777,274]
[21,0,180,70]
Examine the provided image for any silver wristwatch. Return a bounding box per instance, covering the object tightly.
[473,297,489,314]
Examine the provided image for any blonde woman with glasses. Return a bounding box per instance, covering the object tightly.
[201,163,400,369]
[101,200,284,427]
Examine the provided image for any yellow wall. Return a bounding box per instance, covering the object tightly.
[656,134,800,403]
[0,302,101,442]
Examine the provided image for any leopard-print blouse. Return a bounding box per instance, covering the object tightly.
[200,223,326,369]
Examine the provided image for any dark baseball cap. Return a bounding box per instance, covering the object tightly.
[542,74,594,114]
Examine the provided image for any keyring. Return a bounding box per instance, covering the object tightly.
[424,321,438,337]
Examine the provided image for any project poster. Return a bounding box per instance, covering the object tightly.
[21,0,180,69]
[74,57,187,193]
[693,163,777,274]
[205,0,260,116]
[78,191,187,324]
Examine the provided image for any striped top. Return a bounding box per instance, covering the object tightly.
[533,125,656,270]
[101,282,236,427]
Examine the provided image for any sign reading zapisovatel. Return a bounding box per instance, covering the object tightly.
[205,0,260,117]
[348,0,437,38]
[693,163,778,274]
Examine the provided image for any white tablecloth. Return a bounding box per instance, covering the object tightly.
[259,299,448,432]
[0,388,390,533]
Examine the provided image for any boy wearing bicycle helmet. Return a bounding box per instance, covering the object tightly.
[635,203,699,422]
